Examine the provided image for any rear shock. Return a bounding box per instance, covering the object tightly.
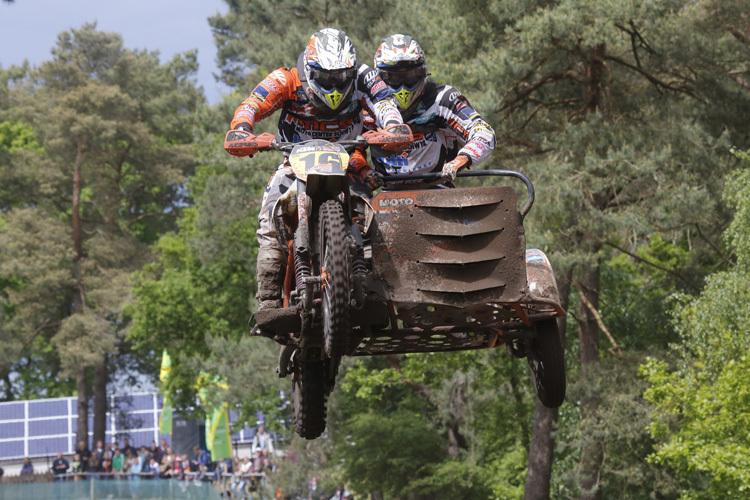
[294,242,311,295]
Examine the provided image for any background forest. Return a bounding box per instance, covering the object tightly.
[1,0,749,499]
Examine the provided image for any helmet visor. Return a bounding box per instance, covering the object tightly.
[379,65,427,87]
[309,66,357,90]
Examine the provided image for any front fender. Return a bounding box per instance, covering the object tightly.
[525,249,562,309]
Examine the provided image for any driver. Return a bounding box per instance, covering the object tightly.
[226,28,411,313]
[363,34,496,188]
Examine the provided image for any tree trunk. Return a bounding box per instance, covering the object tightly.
[93,355,108,446]
[72,138,90,447]
[76,367,89,445]
[577,263,602,500]
[524,267,572,500]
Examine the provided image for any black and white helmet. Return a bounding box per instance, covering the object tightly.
[303,28,357,111]
[374,34,428,112]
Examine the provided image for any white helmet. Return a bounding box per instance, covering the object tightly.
[303,28,357,111]
[374,34,427,112]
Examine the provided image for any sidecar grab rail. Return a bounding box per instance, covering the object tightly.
[382,169,535,217]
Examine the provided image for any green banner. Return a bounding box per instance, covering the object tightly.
[208,404,232,460]
[159,394,173,435]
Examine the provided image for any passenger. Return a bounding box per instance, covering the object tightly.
[366,34,496,187]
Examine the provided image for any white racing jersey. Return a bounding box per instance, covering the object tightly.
[368,82,496,178]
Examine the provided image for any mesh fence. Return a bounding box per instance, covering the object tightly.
[0,478,223,500]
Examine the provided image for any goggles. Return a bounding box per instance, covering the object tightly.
[309,66,357,90]
[379,65,427,87]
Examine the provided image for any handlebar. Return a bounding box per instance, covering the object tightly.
[381,169,535,217]
[268,137,369,154]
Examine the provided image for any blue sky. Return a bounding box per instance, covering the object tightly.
[0,0,230,103]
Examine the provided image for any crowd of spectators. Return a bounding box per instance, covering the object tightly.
[37,433,277,499]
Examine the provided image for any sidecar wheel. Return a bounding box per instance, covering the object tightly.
[292,359,328,439]
[318,200,351,359]
[527,318,566,408]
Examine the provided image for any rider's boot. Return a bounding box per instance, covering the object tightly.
[255,246,285,312]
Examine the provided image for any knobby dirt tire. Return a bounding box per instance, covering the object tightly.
[527,318,566,408]
[292,359,327,439]
[318,200,351,359]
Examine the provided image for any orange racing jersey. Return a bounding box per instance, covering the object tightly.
[231,58,403,152]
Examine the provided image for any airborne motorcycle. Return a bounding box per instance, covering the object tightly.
[225,130,566,439]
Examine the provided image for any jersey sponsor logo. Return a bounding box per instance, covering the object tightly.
[283,114,356,131]
[447,118,467,136]
[462,144,484,158]
[236,110,255,119]
[364,70,378,86]
[448,91,460,102]
[252,86,270,102]
[270,69,287,85]
[382,155,409,168]
[261,77,280,92]
[371,80,386,95]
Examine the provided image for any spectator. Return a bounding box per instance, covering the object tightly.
[330,484,352,500]
[159,438,169,456]
[251,451,264,474]
[88,452,100,476]
[190,446,210,480]
[147,457,160,479]
[261,449,274,473]
[149,440,163,465]
[105,442,113,456]
[121,438,135,457]
[93,440,105,471]
[250,425,274,455]
[71,453,83,481]
[101,451,113,475]
[159,446,175,478]
[139,446,150,476]
[112,448,125,476]
[20,457,34,475]
[127,449,143,498]
[171,455,184,480]
[232,456,253,500]
[127,449,142,478]
[52,452,70,478]
[75,440,91,472]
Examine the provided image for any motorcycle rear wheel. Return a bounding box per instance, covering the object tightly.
[292,358,328,439]
[318,200,351,359]
[527,318,566,408]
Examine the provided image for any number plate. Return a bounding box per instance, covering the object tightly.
[288,140,350,180]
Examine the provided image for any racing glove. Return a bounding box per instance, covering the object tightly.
[362,168,384,191]
[363,123,414,153]
[441,154,471,182]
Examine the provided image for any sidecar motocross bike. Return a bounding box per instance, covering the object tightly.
[225,130,566,439]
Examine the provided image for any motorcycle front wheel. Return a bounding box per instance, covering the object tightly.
[317,200,351,359]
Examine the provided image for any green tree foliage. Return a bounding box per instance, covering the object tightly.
[642,158,750,499]
[0,24,201,415]
[197,1,750,498]
[128,99,287,424]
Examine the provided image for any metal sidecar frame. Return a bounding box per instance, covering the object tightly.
[345,170,565,360]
